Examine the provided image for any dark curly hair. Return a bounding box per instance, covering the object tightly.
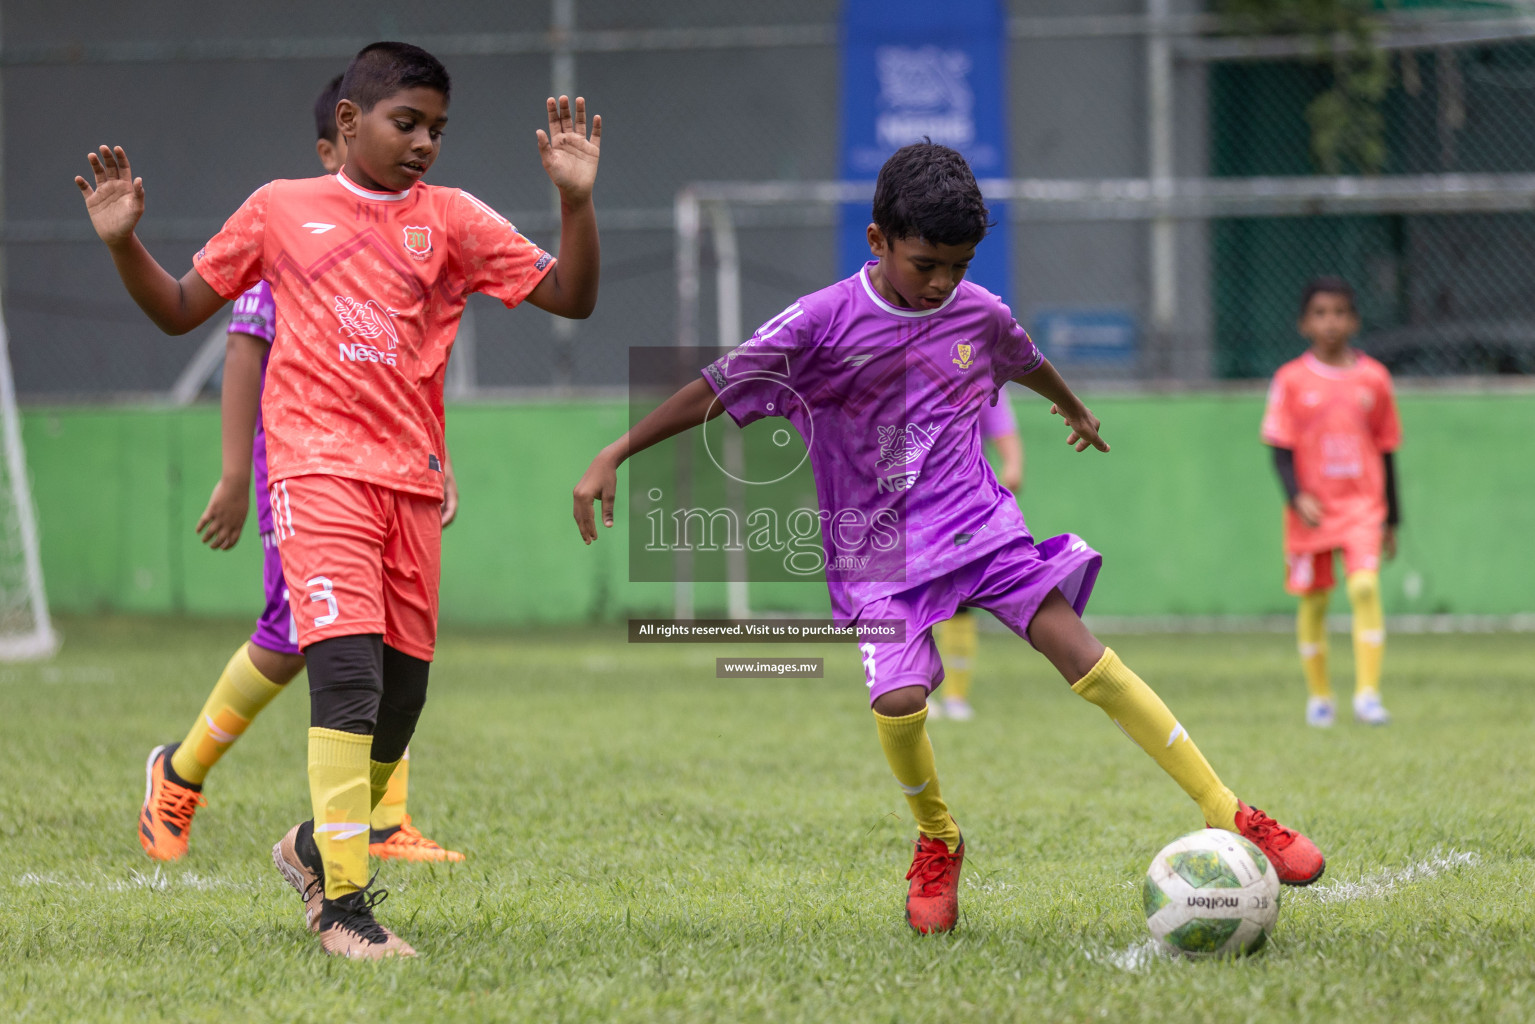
[872,141,992,246]
[1299,276,1357,316]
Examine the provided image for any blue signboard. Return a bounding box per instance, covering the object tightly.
[838,0,1010,301]
[1030,309,1139,365]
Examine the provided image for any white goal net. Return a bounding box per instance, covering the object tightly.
[0,299,56,659]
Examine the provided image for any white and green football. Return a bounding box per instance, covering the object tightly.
[1142,828,1280,957]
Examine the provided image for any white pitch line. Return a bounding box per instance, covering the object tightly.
[1088,939,1170,972]
[1288,849,1480,905]
[15,867,256,893]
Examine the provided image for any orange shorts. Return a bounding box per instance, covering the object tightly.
[1284,527,1381,595]
[269,475,442,660]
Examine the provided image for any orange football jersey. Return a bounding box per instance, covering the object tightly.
[195,171,553,499]
[1261,351,1401,553]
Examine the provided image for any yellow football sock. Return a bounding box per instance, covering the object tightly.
[370,747,410,831]
[308,728,373,900]
[1071,648,1239,831]
[936,613,977,702]
[1346,570,1385,696]
[873,707,962,850]
[1297,590,1332,699]
[170,644,286,785]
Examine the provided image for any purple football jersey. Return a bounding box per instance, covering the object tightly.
[228,282,278,533]
[979,384,1018,438]
[703,262,1044,612]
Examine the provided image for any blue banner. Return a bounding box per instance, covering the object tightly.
[838,0,1010,301]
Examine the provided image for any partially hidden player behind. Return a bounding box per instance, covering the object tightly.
[929,388,1022,721]
[137,74,463,867]
[573,142,1324,936]
[1261,277,1402,728]
[77,42,601,958]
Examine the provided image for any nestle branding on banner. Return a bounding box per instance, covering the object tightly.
[874,46,975,150]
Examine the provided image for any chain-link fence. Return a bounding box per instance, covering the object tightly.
[1210,36,1535,378]
[6,2,1535,398]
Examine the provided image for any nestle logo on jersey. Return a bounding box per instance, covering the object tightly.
[334,295,400,366]
[874,422,933,491]
[338,342,396,365]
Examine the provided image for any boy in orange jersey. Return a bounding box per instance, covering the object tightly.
[137,74,461,868]
[78,41,601,958]
[1261,277,1402,728]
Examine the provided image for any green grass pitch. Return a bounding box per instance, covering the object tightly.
[2,615,1532,1022]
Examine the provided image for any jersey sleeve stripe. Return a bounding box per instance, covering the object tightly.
[459,190,513,228]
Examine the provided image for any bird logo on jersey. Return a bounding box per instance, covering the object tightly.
[402,225,433,261]
[952,341,974,370]
[334,296,400,351]
[875,423,937,471]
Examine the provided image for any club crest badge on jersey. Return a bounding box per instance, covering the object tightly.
[403,225,433,261]
[952,341,974,370]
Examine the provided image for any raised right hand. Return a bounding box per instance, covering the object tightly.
[75,145,145,247]
[573,448,619,544]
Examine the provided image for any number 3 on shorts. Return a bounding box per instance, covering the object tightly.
[859,642,877,690]
[307,575,339,627]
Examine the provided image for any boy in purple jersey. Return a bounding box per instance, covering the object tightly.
[574,142,1324,934]
[928,388,1022,721]
[137,75,462,865]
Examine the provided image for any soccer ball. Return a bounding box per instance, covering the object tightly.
[1141,829,1280,957]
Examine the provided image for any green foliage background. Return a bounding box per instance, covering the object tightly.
[1214,0,1395,172]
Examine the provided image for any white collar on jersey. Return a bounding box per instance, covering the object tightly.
[1302,350,1362,379]
[334,170,412,202]
[858,262,961,318]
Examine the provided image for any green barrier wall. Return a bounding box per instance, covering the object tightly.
[21,389,1534,624]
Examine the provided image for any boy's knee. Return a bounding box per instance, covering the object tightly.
[872,685,929,718]
[1345,571,1379,605]
[305,634,384,734]
[371,645,431,764]
[381,644,430,714]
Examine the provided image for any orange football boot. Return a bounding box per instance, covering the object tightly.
[369,814,464,863]
[138,743,205,861]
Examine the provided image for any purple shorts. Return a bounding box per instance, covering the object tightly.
[848,533,1102,704]
[250,531,301,656]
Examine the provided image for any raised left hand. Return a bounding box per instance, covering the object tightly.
[537,95,601,205]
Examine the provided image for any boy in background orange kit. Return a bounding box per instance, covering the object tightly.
[1262,277,1402,728]
[78,41,602,958]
